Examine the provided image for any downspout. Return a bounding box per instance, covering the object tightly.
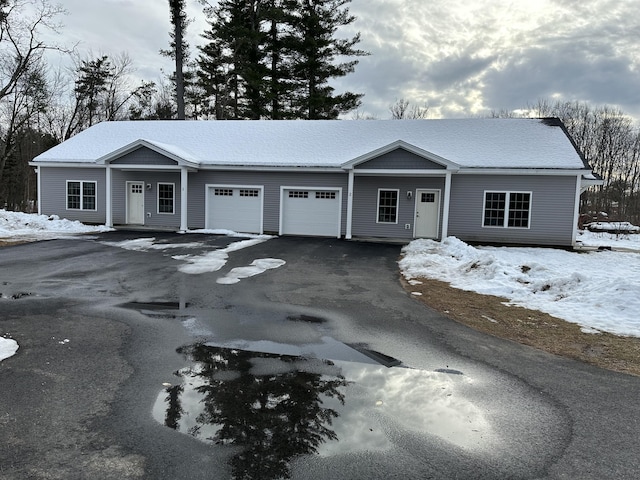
[346,169,354,239]
[105,165,113,228]
[440,171,452,239]
[180,166,188,233]
[571,174,582,247]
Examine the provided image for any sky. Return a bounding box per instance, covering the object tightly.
[36,0,640,121]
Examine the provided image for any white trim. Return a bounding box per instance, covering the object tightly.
[35,166,41,215]
[482,190,533,229]
[96,139,199,168]
[29,162,104,169]
[200,165,341,173]
[459,168,591,176]
[354,169,452,176]
[376,188,400,225]
[413,188,441,239]
[441,172,452,238]
[110,165,196,172]
[572,175,582,247]
[205,183,264,233]
[105,166,112,227]
[346,169,354,239]
[180,167,188,232]
[341,140,460,170]
[65,180,98,212]
[279,186,342,238]
[157,182,176,215]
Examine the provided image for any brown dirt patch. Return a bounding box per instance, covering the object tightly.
[402,277,640,377]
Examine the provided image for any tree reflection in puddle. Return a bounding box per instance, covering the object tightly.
[153,344,491,479]
[159,344,348,479]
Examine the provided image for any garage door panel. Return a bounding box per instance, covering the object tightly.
[281,188,341,237]
[207,186,262,234]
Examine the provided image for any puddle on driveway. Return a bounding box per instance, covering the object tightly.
[153,344,489,479]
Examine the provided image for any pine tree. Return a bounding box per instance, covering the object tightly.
[196,0,366,120]
[291,0,367,119]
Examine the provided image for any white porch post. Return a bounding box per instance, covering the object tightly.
[180,166,188,232]
[346,169,354,239]
[35,166,41,215]
[441,171,452,239]
[571,174,582,247]
[105,165,113,228]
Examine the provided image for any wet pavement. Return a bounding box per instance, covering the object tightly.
[1,232,640,479]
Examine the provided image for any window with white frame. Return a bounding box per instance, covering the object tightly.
[377,189,399,223]
[158,183,175,214]
[67,181,96,210]
[483,191,531,228]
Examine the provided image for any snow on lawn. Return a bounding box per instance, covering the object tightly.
[400,236,640,337]
[0,336,19,362]
[0,209,111,241]
[577,229,640,250]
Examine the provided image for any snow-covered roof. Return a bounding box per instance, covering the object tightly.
[33,118,589,170]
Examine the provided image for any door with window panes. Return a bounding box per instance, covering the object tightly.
[415,189,440,238]
[127,182,145,225]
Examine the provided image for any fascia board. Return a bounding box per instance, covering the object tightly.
[96,139,199,168]
[29,161,105,168]
[457,168,592,176]
[342,140,460,170]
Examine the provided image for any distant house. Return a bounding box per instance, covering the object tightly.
[31,118,601,246]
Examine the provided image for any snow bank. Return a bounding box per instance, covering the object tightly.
[400,237,640,337]
[0,209,111,241]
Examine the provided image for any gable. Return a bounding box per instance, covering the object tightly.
[354,147,447,170]
[109,146,178,166]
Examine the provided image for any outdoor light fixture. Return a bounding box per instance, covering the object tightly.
[146,183,152,191]
[407,191,413,200]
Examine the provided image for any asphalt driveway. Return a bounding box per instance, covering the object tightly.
[1,232,639,479]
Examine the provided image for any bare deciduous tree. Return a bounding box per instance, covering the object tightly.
[389,98,429,119]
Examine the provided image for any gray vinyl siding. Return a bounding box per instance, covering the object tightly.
[355,148,446,170]
[111,147,178,165]
[351,176,445,239]
[111,170,182,228]
[447,174,577,246]
[188,170,349,233]
[39,166,106,224]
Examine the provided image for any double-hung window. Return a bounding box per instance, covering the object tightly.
[483,191,531,228]
[377,189,399,223]
[67,181,96,211]
[158,183,175,214]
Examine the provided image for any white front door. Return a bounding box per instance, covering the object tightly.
[415,189,440,238]
[127,182,145,225]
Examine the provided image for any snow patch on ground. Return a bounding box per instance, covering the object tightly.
[216,258,287,284]
[176,237,274,274]
[400,236,640,337]
[0,337,19,361]
[102,238,205,251]
[0,209,112,241]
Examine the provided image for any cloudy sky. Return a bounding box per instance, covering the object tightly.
[41,0,640,120]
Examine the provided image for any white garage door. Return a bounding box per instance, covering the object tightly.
[281,188,341,237]
[207,185,262,234]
